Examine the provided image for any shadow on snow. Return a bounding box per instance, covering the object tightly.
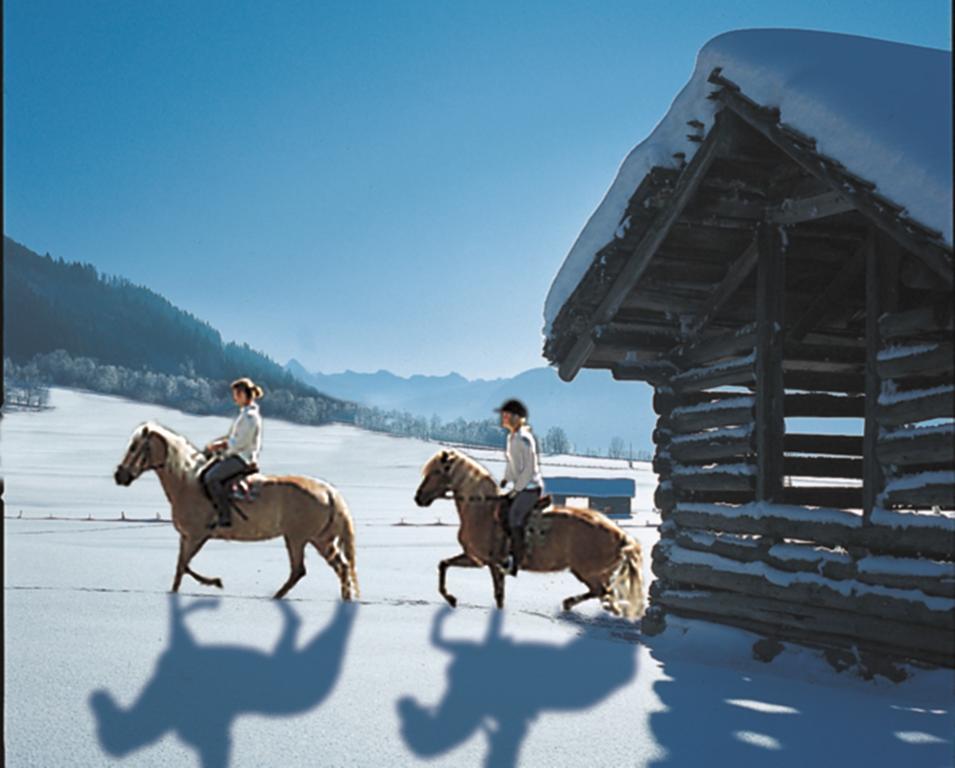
[646,640,954,767]
[397,606,639,768]
[89,594,357,768]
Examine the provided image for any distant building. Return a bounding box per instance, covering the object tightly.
[544,476,636,518]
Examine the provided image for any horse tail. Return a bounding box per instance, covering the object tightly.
[610,537,645,620]
[333,490,360,599]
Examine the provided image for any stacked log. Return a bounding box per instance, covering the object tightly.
[649,503,955,666]
[877,307,955,511]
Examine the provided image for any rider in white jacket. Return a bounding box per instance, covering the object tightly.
[497,399,543,575]
[203,377,264,528]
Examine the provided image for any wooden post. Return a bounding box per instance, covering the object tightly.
[863,230,899,522]
[755,222,785,501]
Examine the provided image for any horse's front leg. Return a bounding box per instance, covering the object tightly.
[489,564,506,610]
[172,535,220,592]
[438,552,480,608]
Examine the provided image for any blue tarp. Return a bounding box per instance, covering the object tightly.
[543,476,635,498]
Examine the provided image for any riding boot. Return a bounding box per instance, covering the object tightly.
[208,495,232,529]
[508,526,526,577]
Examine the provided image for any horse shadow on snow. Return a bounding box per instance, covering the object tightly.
[397,606,639,768]
[89,595,356,768]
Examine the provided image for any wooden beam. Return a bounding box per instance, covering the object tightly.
[767,190,856,224]
[755,223,785,501]
[785,434,863,456]
[557,112,731,381]
[879,303,954,340]
[715,85,954,287]
[865,230,898,522]
[784,393,865,418]
[675,323,757,366]
[788,247,865,341]
[685,238,759,338]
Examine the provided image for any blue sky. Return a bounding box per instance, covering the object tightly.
[4,1,951,378]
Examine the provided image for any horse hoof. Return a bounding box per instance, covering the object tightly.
[445,596,457,608]
[213,579,223,589]
[562,601,573,612]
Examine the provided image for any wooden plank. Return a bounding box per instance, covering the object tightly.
[675,323,757,366]
[660,526,955,598]
[667,503,954,559]
[755,222,785,501]
[767,190,856,224]
[784,434,863,455]
[653,388,750,414]
[670,404,754,433]
[784,393,865,418]
[671,467,756,492]
[784,370,866,393]
[878,343,954,380]
[715,86,954,287]
[781,485,863,509]
[879,303,954,340]
[557,112,732,382]
[653,542,953,629]
[669,430,755,462]
[883,480,955,509]
[877,386,955,427]
[651,587,954,666]
[670,355,756,393]
[686,238,759,338]
[878,427,955,466]
[865,231,891,519]
[784,456,863,479]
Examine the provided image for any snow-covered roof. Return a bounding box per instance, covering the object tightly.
[544,29,953,339]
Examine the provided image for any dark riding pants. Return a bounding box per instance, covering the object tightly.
[508,488,541,530]
[203,455,249,523]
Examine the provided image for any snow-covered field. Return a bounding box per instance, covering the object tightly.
[3,389,953,767]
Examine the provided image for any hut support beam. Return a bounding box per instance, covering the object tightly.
[755,223,785,501]
[863,230,899,521]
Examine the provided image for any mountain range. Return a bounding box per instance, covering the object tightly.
[286,361,657,454]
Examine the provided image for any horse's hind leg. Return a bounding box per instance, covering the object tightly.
[438,552,480,608]
[561,570,607,613]
[172,535,220,592]
[274,537,307,600]
[314,539,353,601]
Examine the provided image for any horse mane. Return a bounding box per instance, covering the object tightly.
[136,421,205,466]
[423,449,497,493]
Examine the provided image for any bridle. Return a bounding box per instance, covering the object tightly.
[422,466,502,505]
[124,431,166,478]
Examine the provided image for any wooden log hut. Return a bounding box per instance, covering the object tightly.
[543,36,954,668]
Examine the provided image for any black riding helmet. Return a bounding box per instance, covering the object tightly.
[495,399,528,419]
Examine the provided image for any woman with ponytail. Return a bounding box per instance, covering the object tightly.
[203,377,265,528]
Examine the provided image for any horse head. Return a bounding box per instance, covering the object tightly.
[414,450,459,506]
[114,423,169,486]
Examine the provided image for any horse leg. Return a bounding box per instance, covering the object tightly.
[438,552,480,608]
[274,537,307,600]
[172,535,219,592]
[314,540,353,601]
[489,564,506,610]
[561,570,606,613]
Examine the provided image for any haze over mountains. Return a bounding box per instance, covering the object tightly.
[286,361,656,455]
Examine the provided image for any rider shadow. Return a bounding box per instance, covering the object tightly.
[89,595,357,768]
[397,606,639,768]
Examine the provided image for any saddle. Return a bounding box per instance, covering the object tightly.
[229,464,262,502]
[496,494,553,533]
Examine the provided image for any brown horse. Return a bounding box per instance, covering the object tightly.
[414,449,644,619]
[114,422,359,600]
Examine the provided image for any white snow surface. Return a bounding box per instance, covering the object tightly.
[3,389,954,767]
[544,30,953,338]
